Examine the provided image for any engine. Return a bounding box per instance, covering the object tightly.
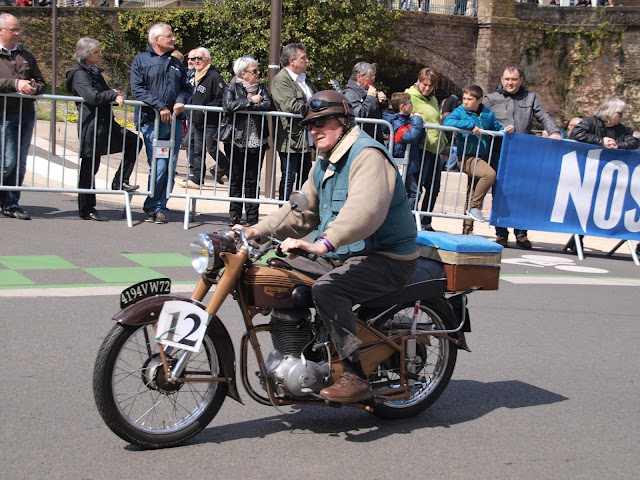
[265,308,331,398]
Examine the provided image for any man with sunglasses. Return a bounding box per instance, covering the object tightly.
[270,43,317,201]
[234,91,418,404]
[181,47,228,188]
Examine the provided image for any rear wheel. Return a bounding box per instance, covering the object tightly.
[370,301,457,419]
[93,323,227,449]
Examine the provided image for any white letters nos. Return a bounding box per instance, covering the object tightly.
[551,149,640,233]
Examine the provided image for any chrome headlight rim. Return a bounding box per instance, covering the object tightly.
[190,233,217,274]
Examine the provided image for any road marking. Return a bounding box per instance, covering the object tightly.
[0,283,197,298]
[501,275,640,286]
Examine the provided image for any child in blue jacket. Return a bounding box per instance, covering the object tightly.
[382,92,425,197]
[443,85,514,234]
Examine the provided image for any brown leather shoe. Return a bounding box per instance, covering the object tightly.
[319,372,371,403]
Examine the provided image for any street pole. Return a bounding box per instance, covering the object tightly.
[265,0,282,198]
[50,0,57,153]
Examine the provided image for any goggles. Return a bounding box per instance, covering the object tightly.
[300,98,349,118]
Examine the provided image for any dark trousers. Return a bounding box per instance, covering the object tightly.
[188,123,229,183]
[228,145,260,223]
[110,129,141,190]
[78,156,101,215]
[278,151,311,201]
[289,254,418,363]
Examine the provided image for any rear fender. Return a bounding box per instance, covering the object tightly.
[113,295,242,403]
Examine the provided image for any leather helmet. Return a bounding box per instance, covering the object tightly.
[299,90,354,126]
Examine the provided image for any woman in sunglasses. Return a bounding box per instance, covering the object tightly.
[233,90,417,404]
[222,56,272,226]
[570,98,638,150]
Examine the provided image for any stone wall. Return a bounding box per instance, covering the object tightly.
[7,3,640,129]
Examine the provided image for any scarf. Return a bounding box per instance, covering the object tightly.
[195,64,210,87]
[240,78,259,95]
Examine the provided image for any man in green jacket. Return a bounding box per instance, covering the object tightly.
[234,91,418,404]
[270,43,317,201]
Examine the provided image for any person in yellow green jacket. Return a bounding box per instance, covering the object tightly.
[405,68,447,231]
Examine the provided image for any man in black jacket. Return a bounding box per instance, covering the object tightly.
[181,47,228,188]
[130,23,191,224]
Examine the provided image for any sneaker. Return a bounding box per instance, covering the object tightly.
[467,207,486,222]
[516,235,532,249]
[209,167,226,185]
[319,372,371,403]
[495,235,508,247]
[143,210,156,223]
[179,178,202,189]
[3,206,31,220]
[154,211,168,224]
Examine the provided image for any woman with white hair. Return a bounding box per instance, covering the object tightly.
[570,98,639,150]
[66,37,141,221]
[222,55,272,226]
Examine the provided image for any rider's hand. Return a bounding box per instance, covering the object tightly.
[279,238,328,256]
[232,225,260,239]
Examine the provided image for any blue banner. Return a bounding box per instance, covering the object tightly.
[491,133,640,241]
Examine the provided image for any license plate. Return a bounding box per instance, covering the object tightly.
[120,278,171,309]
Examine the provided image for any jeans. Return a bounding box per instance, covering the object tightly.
[405,150,441,226]
[141,121,183,214]
[0,109,35,209]
[278,151,311,201]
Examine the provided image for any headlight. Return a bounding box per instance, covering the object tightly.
[189,233,235,274]
[190,233,218,273]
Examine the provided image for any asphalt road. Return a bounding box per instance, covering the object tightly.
[1,192,639,479]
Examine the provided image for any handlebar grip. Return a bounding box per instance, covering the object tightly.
[275,245,317,261]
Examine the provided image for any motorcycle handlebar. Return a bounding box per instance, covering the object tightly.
[275,245,318,262]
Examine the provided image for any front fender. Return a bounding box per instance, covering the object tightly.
[113,295,242,404]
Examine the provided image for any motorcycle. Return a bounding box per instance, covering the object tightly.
[93,192,474,449]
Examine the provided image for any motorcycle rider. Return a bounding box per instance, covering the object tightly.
[234,90,418,404]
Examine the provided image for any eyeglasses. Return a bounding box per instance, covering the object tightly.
[300,98,348,118]
[403,101,412,105]
[188,56,204,61]
[1,27,21,33]
[246,68,260,75]
[157,34,175,39]
[303,117,336,131]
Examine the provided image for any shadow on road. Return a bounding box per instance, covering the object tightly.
[160,379,569,448]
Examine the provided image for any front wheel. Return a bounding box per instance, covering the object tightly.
[370,301,457,419]
[93,323,227,449]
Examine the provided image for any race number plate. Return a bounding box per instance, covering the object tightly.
[120,278,171,309]
[155,301,210,353]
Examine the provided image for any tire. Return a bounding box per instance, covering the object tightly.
[93,323,227,449]
[370,301,457,419]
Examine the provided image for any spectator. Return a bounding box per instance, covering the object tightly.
[66,37,142,221]
[270,43,317,201]
[444,85,514,235]
[565,116,582,139]
[342,61,388,143]
[130,23,191,224]
[180,49,197,151]
[234,90,418,404]
[382,92,424,189]
[484,64,561,249]
[180,47,227,188]
[405,67,448,231]
[0,13,45,220]
[223,55,272,226]
[440,92,462,170]
[570,98,638,150]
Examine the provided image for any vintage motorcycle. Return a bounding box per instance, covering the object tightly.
[93,192,475,449]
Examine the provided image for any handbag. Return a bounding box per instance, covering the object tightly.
[218,122,233,142]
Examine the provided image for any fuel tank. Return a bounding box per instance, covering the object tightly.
[242,264,315,309]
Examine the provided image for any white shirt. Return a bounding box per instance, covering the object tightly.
[285,67,313,101]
